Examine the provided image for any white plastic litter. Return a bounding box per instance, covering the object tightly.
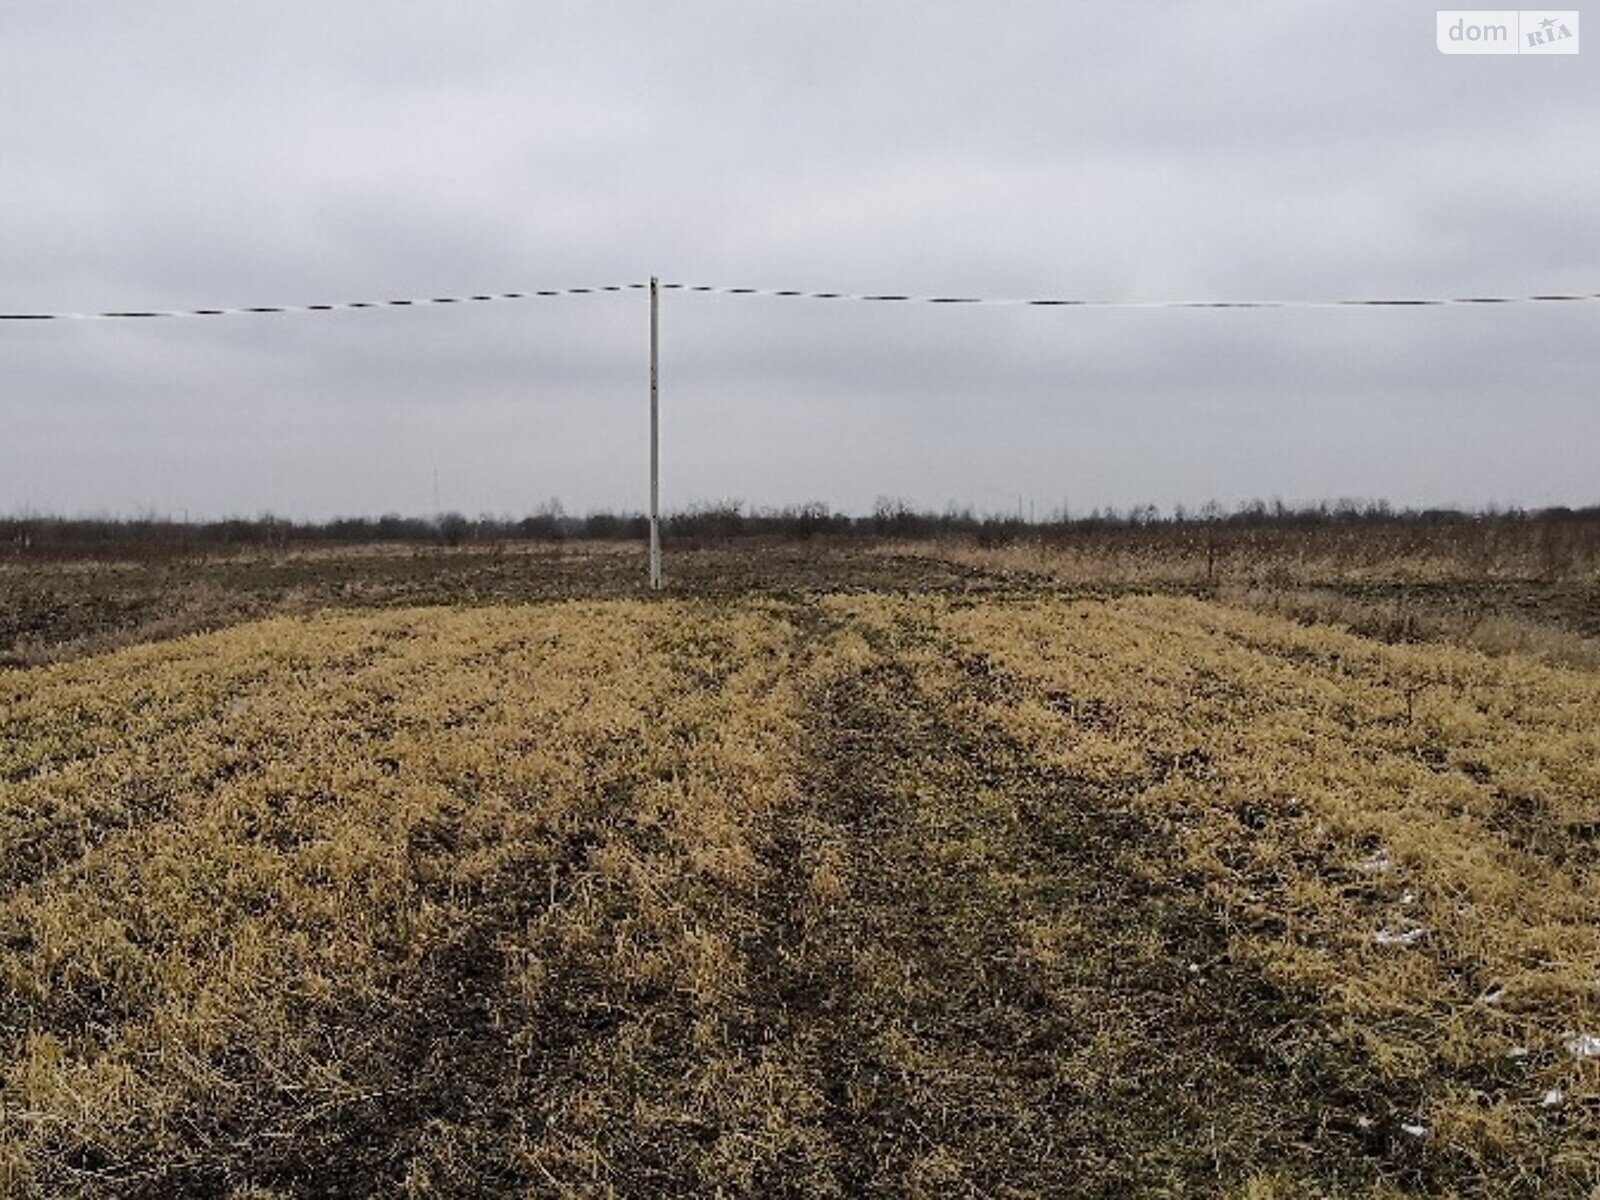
[1564,1033,1600,1059]
[1541,1089,1564,1108]
[1356,850,1393,874]
[1400,1123,1427,1138]
[1480,987,1506,1005]
[1507,1046,1531,1060]
[1373,927,1427,948]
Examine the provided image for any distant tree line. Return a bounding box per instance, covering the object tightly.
[3,497,1599,562]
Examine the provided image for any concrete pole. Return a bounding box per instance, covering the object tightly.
[649,276,661,590]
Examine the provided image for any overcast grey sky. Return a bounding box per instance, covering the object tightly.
[2,1,1595,519]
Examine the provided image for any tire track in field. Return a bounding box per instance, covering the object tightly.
[745,599,1410,1196]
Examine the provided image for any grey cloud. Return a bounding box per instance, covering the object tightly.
[2,1,1595,518]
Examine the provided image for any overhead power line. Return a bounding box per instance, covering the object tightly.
[661,282,1600,309]
[0,284,646,321]
[2,280,1597,321]
[6,270,1596,592]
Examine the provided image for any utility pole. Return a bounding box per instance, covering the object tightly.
[649,276,661,590]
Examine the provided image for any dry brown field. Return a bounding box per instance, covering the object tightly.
[2,539,1598,1195]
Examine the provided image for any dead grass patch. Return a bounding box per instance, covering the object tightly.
[3,591,1595,1193]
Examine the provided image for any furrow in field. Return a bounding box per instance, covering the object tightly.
[939,592,1600,1194]
[739,596,1399,1196]
[5,592,1599,1195]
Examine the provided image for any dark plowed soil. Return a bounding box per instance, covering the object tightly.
[0,542,1020,668]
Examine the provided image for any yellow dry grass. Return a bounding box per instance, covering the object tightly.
[1,601,802,1193]
[890,535,1600,672]
[889,527,1600,586]
[934,594,1600,1179]
[2,591,1597,1194]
